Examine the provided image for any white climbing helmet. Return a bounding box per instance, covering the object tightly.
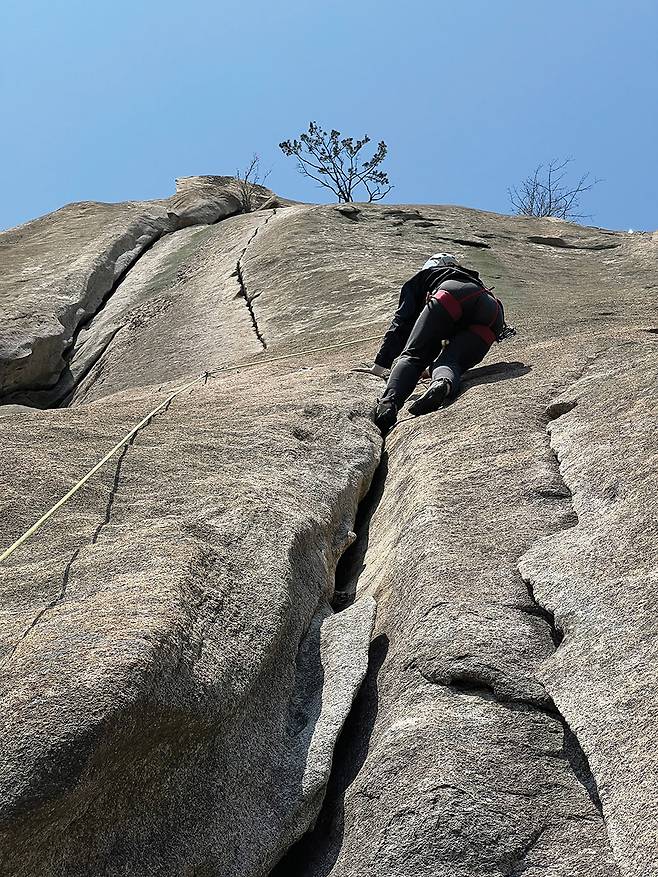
[422,252,459,270]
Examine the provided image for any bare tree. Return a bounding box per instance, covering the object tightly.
[279,121,392,203]
[508,158,600,221]
[236,154,271,212]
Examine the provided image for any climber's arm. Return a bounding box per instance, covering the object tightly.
[373,271,429,369]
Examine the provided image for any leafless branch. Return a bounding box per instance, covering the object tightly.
[508,158,601,221]
[236,153,272,212]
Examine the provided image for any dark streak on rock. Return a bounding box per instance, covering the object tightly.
[270,634,390,877]
[335,205,360,221]
[527,235,620,251]
[382,209,421,222]
[418,667,560,718]
[419,667,604,816]
[58,324,125,407]
[503,825,546,876]
[89,434,137,545]
[563,724,603,813]
[450,238,491,249]
[517,391,607,819]
[545,398,577,420]
[269,446,388,875]
[331,450,388,612]
[2,207,242,409]
[525,578,564,647]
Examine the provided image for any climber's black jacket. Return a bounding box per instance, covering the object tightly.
[374,265,487,369]
[375,269,506,408]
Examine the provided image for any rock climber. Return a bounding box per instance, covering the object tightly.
[357,253,513,432]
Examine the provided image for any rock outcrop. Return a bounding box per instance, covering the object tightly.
[0,178,656,876]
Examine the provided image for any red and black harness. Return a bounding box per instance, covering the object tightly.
[429,284,503,346]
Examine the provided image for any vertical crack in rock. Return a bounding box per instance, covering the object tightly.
[88,433,137,545]
[1,406,164,665]
[64,231,168,369]
[235,261,267,349]
[270,637,389,877]
[1,205,243,408]
[57,324,125,408]
[517,395,608,822]
[272,386,611,874]
[2,227,168,407]
[54,208,245,406]
[331,450,388,613]
[563,724,603,814]
[270,451,390,876]
[233,209,276,350]
[523,575,565,647]
[0,547,80,669]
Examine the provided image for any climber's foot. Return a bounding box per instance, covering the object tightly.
[373,398,398,433]
[408,379,451,416]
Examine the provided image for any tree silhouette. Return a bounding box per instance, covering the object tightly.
[280,121,392,203]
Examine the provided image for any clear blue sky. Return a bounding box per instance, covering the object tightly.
[2,0,656,231]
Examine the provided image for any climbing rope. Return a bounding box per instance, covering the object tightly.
[207,333,382,377]
[0,333,382,564]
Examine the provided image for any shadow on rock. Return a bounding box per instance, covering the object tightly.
[331,452,389,612]
[270,633,390,877]
[464,359,531,383]
[405,362,531,411]
[460,360,531,393]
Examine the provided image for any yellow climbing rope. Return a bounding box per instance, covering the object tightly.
[0,333,382,564]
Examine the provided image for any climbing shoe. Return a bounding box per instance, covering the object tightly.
[408,379,451,416]
[373,398,398,433]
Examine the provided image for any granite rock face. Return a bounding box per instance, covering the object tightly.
[0,176,283,402]
[0,179,656,876]
[519,343,658,877]
[0,369,380,877]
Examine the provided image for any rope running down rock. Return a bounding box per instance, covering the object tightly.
[0,333,382,564]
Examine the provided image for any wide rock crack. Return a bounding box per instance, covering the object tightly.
[270,447,389,876]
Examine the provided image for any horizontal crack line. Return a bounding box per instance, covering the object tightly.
[416,666,559,717]
[418,666,603,815]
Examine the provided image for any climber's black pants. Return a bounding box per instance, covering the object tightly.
[382,279,500,407]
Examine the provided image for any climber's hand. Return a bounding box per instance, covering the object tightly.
[351,363,388,378]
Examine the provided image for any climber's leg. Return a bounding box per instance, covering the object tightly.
[381,297,455,408]
[439,327,495,394]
